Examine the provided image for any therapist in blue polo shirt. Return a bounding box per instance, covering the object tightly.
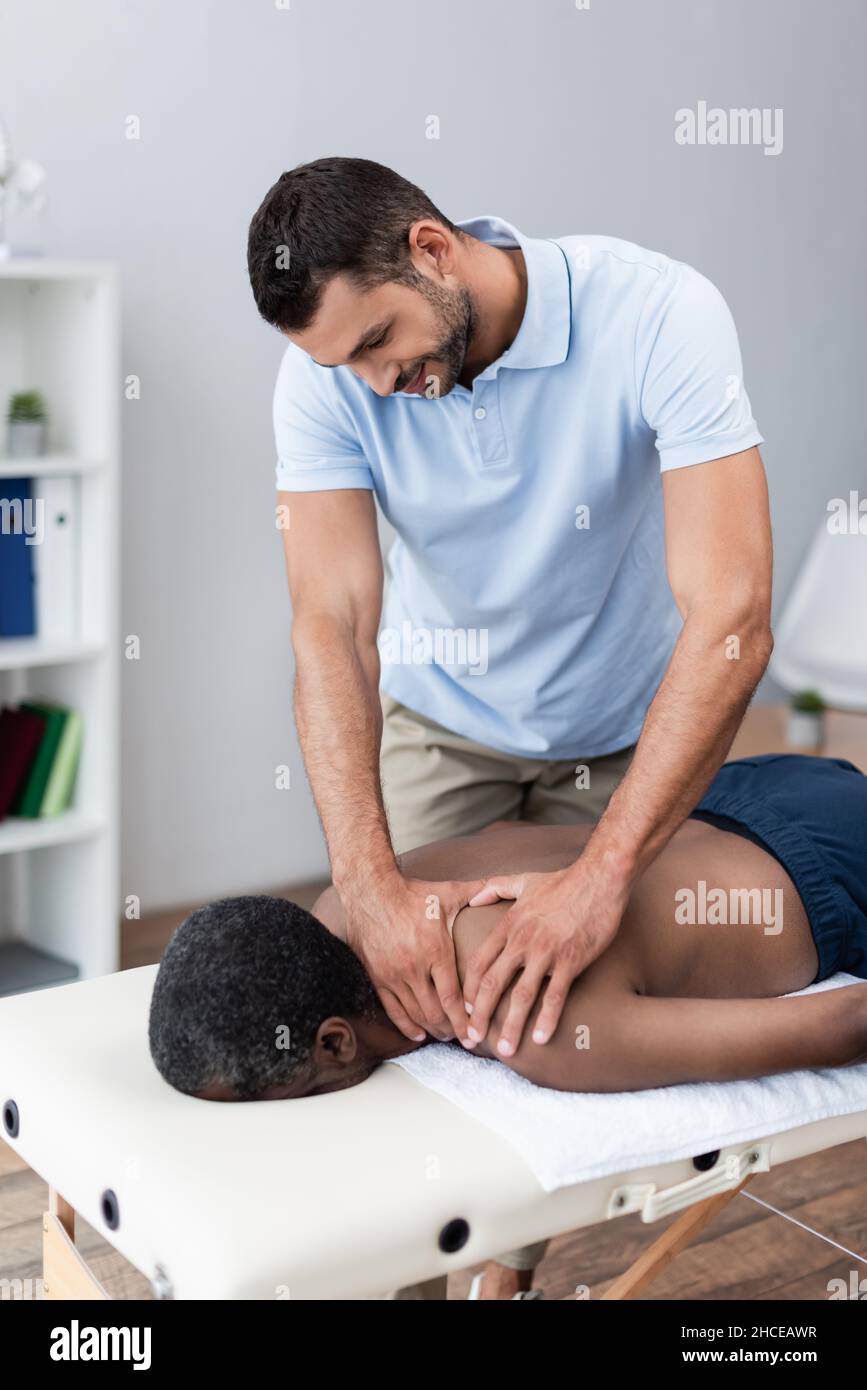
[248,156,772,1070]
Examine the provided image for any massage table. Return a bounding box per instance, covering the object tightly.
[1,965,865,1300]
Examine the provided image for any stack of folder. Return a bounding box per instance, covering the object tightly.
[0,703,83,821]
[0,476,78,640]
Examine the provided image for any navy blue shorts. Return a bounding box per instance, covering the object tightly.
[690,754,867,983]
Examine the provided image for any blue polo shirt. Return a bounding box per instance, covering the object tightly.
[273,216,763,759]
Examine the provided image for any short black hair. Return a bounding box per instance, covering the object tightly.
[148,895,379,1100]
[247,156,459,332]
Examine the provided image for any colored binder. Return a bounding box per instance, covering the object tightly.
[12,702,68,817]
[40,709,83,816]
[0,705,47,820]
[0,478,36,637]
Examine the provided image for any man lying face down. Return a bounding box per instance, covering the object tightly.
[149,755,867,1101]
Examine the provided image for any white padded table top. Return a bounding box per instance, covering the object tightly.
[2,967,866,1299]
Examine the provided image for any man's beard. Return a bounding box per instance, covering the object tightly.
[394,274,477,397]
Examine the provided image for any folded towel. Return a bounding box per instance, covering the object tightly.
[389,973,867,1192]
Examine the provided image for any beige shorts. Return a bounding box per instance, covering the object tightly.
[380,691,635,856]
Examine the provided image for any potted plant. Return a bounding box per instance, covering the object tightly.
[6,390,48,458]
[787,689,826,750]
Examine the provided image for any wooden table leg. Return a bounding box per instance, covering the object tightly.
[43,1186,110,1301]
[599,1177,752,1301]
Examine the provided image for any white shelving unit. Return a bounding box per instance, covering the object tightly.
[0,261,119,992]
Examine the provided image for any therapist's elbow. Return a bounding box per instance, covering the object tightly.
[684,585,773,679]
[291,608,341,654]
[291,610,353,662]
[719,587,774,679]
[733,583,773,661]
[291,609,381,681]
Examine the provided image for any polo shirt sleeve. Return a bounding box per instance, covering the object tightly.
[272,343,374,492]
[635,260,764,472]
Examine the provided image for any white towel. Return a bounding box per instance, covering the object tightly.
[389,973,867,1192]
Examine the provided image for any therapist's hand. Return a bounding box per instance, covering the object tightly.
[461,859,632,1056]
[343,874,484,1046]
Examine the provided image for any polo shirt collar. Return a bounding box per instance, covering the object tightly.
[457,214,572,375]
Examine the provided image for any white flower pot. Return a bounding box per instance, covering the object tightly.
[6,419,46,457]
[786,708,826,750]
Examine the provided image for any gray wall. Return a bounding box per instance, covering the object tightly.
[1,0,864,909]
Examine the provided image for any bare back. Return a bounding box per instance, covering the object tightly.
[315,816,817,1006]
[312,819,864,1094]
[392,816,817,1000]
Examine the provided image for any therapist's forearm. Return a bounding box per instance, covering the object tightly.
[293,613,398,895]
[574,601,773,886]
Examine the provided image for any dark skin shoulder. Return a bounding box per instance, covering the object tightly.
[315,820,867,1092]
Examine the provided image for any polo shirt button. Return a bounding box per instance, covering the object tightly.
[474,407,487,420]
